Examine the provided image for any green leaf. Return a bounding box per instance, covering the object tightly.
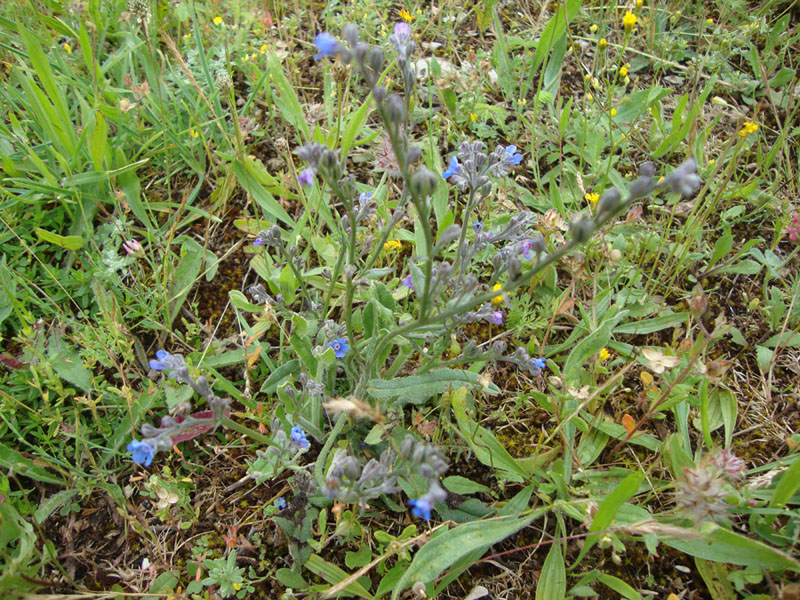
[232,158,293,226]
[34,227,83,250]
[367,369,499,406]
[574,472,644,565]
[613,312,689,335]
[48,333,91,392]
[695,558,735,600]
[662,525,800,571]
[229,290,265,312]
[34,488,80,524]
[766,457,800,524]
[563,313,625,383]
[305,554,373,599]
[452,388,530,482]
[268,52,311,140]
[275,568,308,590]
[596,573,641,600]
[168,238,204,327]
[392,513,541,599]
[443,476,494,496]
[0,442,64,485]
[536,544,566,600]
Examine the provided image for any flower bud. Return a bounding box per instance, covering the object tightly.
[367,47,385,74]
[385,94,406,124]
[352,42,368,63]
[410,167,438,198]
[569,217,595,243]
[372,85,386,103]
[596,187,621,220]
[320,148,339,171]
[628,175,657,200]
[343,24,359,46]
[405,145,422,164]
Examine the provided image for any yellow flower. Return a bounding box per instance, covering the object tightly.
[706,18,713,24]
[636,0,644,7]
[585,192,599,205]
[243,54,250,62]
[398,8,414,23]
[251,53,258,61]
[232,583,242,591]
[469,113,478,122]
[586,93,593,101]
[213,16,223,26]
[619,64,629,77]
[190,129,199,138]
[62,43,72,55]
[183,32,192,40]
[383,240,402,251]
[491,283,504,305]
[591,77,599,89]
[623,76,630,85]
[589,24,598,33]
[518,97,527,107]
[610,108,617,117]
[260,44,268,54]
[622,11,637,30]
[598,38,607,49]
[738,121,758,137]
[599,348,611,361]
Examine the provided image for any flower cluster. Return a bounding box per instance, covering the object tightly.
[442,142,524,197]
[786,213,800,243]
[675,449,745,525]
[128,350,230,466]
[248,419,310,482]
[492,343,546,377]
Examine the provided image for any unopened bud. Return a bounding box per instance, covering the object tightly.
[367,47,385,74]
[638,161,656,178]
[405,145,422,164]
[385,94,405,124]
[596,187,621,220]
[343,24,359,46]
[688,286,708,317]
[569,217,594,243]
[410,167,438,198]
[372,85,386,103]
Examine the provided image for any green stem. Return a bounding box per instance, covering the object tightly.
[220,416,280,449]
[314,413,348,488]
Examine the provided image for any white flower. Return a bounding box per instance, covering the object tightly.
[641,347,680,374]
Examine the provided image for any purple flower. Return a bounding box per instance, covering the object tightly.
[314,32,340,60]
[122,239,142,254]
[521,240,534,259]
[504,145,523,165]
[491,311,504,325]
[408,497,433,520]
[290,425,310,450]
[275,497,287,509]
[394,22,411,38]
[329,337,349,359]
[402,274,414,289]
[472,220,484,233]
[149,349,171,371]
[253,237,265,246]
[298,167,315,186]
[441,156,460,179]
[127,439,155,466]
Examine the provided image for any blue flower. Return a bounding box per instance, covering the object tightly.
[127,439,155,467]
[402,274,414,289]
[253,237,265,246]
[314,32,340,60]
[290,425,310,449]
[329,337,349,359]
[441,156,460,179]
[298,167,315,186]
[504,145,523,165]
[275,497,287,509]
[491,311,504,325]
[149,349,171,371]
[533,357,546,370]
[408,497,433,520]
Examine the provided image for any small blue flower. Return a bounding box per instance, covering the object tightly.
[298,167,315,186]
[408,497,433,520]
[314,32,340,60]
[149,349,170,371]
[533,357,546,370]
[290,425,310,450]
[472,220,484,233]
[491,311,504,325]
[441,156,460,179]
[521,239,533,259]
[127,439,155,467]
[275,497,287,509]
[402,274,414,289]
[253,237,265,246]
[504,145,523,165]
[329,337,349,359]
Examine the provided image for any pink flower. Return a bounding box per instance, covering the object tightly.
[786,213,800,243]
[122,239,142,254]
